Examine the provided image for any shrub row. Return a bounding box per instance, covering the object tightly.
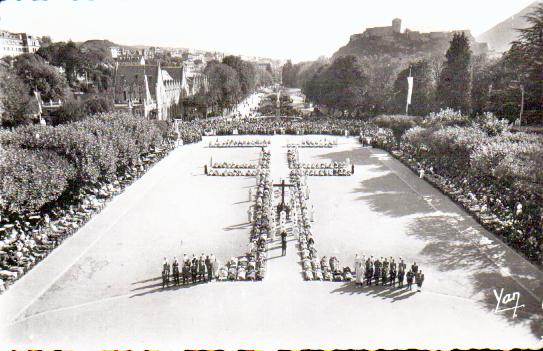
[0,112,170,216]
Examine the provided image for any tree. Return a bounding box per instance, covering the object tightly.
[204,61,242,113]
[484,56,521,122]
[306,56,368,116]
[222,55,256,96]
[436,33,472,114]
[0,65,33,127]
[470,54,494,117]
[256,68,273,88]
[50,99,86,125]
[392,60,434,116]
[373,114,420,146]
[0,148,76,214]
[12,53,70,101]
[507,3,543,124]
[84,97,113,115]
[59,41,85,84]
[39,36,53,47]
[282,60,295,87]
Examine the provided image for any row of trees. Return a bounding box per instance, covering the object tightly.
[283,3,542,124]
[200,56,273,116]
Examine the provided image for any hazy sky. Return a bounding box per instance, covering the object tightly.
[0,0,536,62]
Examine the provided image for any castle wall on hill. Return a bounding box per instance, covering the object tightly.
[348,19,487,55]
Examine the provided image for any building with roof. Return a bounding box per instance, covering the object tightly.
[0,30,40,58]
[113,61,189,120]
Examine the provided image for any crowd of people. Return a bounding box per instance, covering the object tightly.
[195,117,375,137]
[0,147,172,293]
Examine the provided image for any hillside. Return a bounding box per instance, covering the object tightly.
[476,1,540,52]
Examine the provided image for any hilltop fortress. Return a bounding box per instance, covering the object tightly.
[348,18,488,54]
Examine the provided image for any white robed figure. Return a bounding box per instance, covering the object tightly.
[354,254,363,285]
[279,209,287,228]
[211,255,220,279]
[248,206,254,223]
[356,255,366,285]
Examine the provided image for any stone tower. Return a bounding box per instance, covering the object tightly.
[392,18,402,33]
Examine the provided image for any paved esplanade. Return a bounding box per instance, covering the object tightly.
[1,135,541,350]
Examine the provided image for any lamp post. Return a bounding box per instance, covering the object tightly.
[511,78,526,126]
[519,84,525,126]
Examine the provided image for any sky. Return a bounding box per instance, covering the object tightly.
[0,0,537,62]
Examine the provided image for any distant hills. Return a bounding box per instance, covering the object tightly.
[476,1,541,52]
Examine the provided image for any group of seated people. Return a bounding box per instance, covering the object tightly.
[208,139,271,148]
[211,162,257,169]
[290,177,355,281]
[162,253,220,287]
[287,153,353,281]
[233,149,273,280]
[217,254,265,281]
[292,168,352,177]
[355,255,425,291]
[207,169,258,177]
[287,139,337,148]
[0,148,172,294]
[299,161,349,169]
[287,148,353,177]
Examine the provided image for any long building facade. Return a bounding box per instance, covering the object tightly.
[0,30,40,58]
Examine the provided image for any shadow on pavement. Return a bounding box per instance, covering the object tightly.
[130,279,208,298]
[330,282,419,302]
[353,172,434,218]
[406,214,543,338]
[223,222,251,231]
[131,276,162,285]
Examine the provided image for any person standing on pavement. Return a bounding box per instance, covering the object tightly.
[281,231,287,256]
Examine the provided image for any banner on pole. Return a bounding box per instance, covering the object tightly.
[407,76,414,105]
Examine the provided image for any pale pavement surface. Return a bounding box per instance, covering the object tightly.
[1,135,541,350]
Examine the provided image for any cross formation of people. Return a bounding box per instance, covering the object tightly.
[162,141,426,293]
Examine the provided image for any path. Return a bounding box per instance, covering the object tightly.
[264,136,301,285]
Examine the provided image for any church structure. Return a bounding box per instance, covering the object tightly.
[113,59,205,120]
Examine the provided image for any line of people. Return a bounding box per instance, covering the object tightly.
[354,255,425,291]
[162,254,220,288]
